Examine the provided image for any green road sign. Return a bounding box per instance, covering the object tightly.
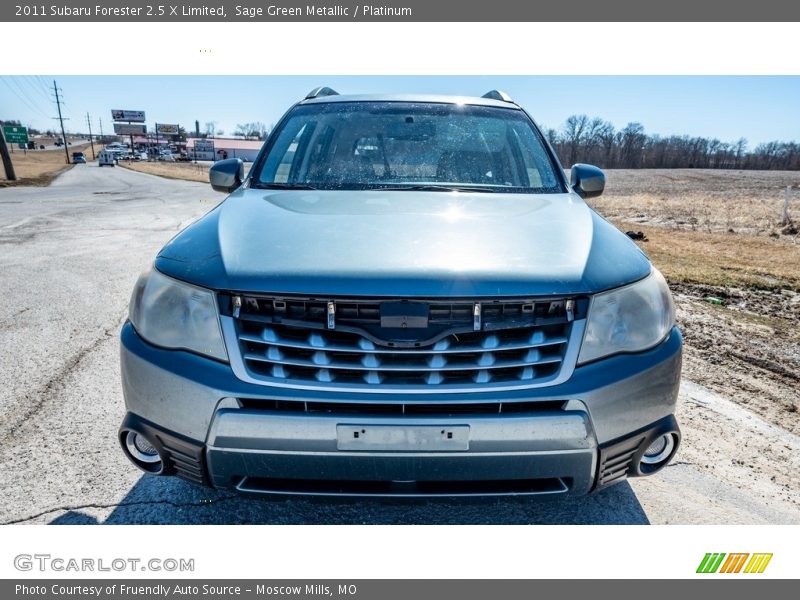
[3,126,29,144]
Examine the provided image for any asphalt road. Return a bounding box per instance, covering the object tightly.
[1,163,798,525]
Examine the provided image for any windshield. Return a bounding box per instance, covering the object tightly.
[252,101,564,193]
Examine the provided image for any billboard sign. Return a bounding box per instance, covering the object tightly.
[3,126,29,144]
[111,109,145,122]
[191,139,215,160]
[113,123,146,135]
[195,139,215,152]
[156,123,180,135]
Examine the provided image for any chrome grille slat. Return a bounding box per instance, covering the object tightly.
[239,329,568,355]
[242,352,564,372]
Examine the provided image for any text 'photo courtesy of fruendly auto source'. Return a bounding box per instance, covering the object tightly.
[0,75,798,526]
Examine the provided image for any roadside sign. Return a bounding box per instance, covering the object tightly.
[111,109,146,122]
[113,123,146,135]
[192,138,215,160]
[3,126,29,144]
[195,139,214,152]
[156,123,180,135]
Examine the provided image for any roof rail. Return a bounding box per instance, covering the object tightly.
[481,90,514,103]
[305,86,340,100]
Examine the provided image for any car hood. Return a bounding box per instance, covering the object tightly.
[156,188,651,297]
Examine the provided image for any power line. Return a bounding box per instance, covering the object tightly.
[22,76,56,120]
[14,76,53,120]
[22,76,51,104]
[0,77,50,121]
[10,76,51,119]
[34,75,53,97]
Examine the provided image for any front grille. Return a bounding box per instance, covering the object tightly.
[226,295,583,390]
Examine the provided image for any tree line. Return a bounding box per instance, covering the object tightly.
[543,115,799,170]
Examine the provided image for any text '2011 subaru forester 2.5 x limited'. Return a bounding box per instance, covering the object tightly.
[119,88,682,497]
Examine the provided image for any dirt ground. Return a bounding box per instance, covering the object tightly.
[590,169,800,438]
[0,142,99,186]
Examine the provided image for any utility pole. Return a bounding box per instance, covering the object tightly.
[0,127,17,181]
[52,80,70,165]
[86,113,96,159]
[99,117,104,141]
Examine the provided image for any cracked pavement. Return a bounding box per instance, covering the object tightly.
[1,165,798,525]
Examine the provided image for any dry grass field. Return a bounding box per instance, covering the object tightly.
[596,169,800,235]
[119,160,253,182]
[593,170,800,289]
[118,160,212,182]
[0,142,100,187]
[590,169,800,434]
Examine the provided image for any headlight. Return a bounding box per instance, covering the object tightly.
[578,269,674,365]
[128,268,227,361]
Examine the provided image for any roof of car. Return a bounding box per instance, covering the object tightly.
[299,93,521,109]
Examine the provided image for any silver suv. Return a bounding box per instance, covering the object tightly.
[119,88,681,497]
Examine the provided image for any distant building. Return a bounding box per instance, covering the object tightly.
[131,135,171,150]
[186,137,264,162]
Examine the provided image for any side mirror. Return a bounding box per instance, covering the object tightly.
[570,164,605,199]
[209,158,244,193]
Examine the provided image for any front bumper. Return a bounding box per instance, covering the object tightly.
[119,322,682,497]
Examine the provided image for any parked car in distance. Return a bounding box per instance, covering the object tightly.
[98,150,116,167]
[71,152,86,164]
[119,88,682,498]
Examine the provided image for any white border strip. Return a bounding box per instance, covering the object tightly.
[0,525,794,578]
[2,23,800,75]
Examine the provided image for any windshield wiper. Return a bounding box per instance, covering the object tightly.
[253,182,318,190]
[375,184,500,193]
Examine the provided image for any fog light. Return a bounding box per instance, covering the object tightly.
[641,433,675,465]
[125,431,161,464]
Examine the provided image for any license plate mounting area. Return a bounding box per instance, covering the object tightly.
[336,424,469,452]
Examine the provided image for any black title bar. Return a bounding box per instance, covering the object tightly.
[4,0,800,22]
[4,579,799,600]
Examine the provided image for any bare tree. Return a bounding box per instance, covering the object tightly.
[734,138,748,169]
[562,114,589,166]
[234,122,269,140]
[549,116,798,170]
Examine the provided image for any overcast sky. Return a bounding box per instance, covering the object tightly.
[2,75,798,147]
